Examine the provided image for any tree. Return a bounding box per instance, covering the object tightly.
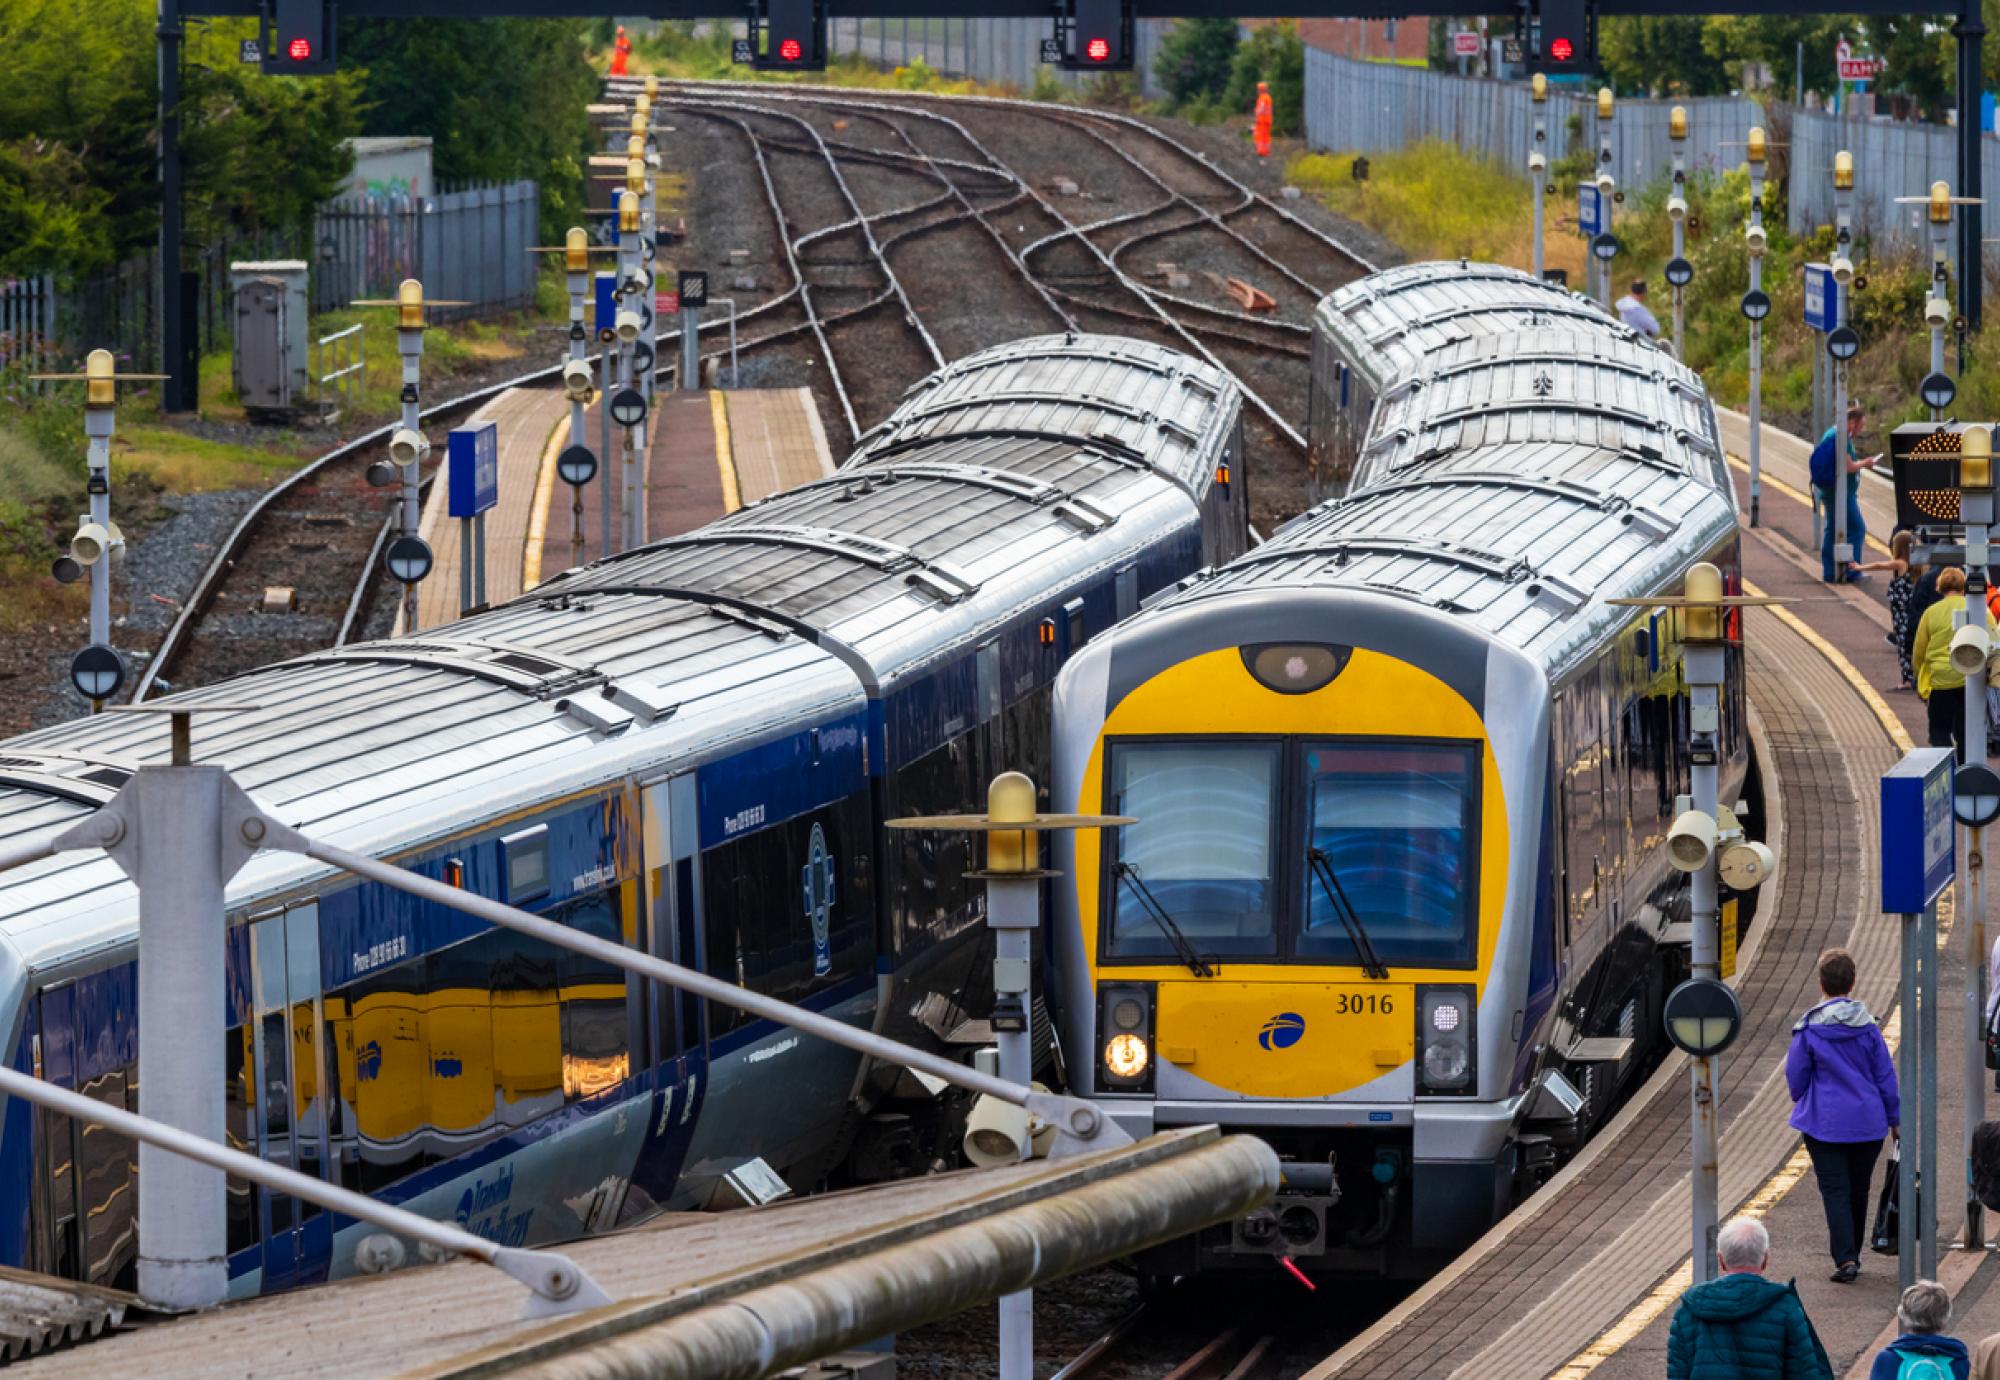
[339,18,599,234]
[1155,19,1238,108]
[1599,17,1744,96]
[1224,21,1304,136]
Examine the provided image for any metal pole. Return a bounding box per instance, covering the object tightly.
[398,314,424,634]
[599,329,615,556]
[459,515,473,618]
[118,737,234,1309]
[84,401,114,655]
[474,510,487,610]
[1598,89,1617,315]
[1688,632,1726,1282]
[1530,80,1547,280]
[1748,138,1766,528]
[681,301,701,391]
[158,0,189,411]
[1902,907,1921,1289]
[1924,896,1942,1279]
[1833,154,1854,583]
[1963,426,1994,1247]
[1957,0,1985,334]
[1669,109,1688,359]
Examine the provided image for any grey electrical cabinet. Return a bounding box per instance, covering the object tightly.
[230,260,311,417]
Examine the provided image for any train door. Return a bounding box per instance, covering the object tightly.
[641,774,703,1089]
[250,903,334,1289]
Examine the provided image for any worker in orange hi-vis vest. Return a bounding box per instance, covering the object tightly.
[1253,81,1274,158]
[610,24,632,76]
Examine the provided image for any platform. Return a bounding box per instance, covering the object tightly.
[1310,405,1931,1380]
[13,1128,1272,1378]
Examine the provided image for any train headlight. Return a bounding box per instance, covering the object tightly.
[1239,642,1352,695]
[1104,1033,1150,1080]
[1096,982,1155,1092]
[1416,985,1476,1095]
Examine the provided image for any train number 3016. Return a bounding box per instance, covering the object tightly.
[1335,993,1394,1015]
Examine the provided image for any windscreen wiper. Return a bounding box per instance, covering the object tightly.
[1113,862,1217,978]
[1308,847,1391,980]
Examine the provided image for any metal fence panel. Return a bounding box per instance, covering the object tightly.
[821,13,1167,94]
[1304,48,1756,194]
[1786,108,1996,253]
[316,180,537,317]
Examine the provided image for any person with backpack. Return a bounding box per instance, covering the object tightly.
[1870,1280,1971,1379]
[1813,402,1881,584]
[1667,1217,1834,1379]
[1787,947,1899,1282]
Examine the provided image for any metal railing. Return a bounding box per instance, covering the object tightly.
[312,322,366,420]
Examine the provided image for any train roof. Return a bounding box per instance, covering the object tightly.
[0,335,1240,993]
[1132,264,1738,676]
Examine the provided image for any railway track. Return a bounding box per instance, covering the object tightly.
[1051,1302,1281,1380]
[147,82,1376,702]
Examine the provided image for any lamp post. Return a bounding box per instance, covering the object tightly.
[1956,424,1995,1253]
[1744,127,1770,528]
[1832,150,1857,582]
[1596,87,1617,314]
[888,774,1133,1380]
[615,187,647,553]
[1613,567,1785,1282]
[1666,105,1692,359]
[1530,73,1548,280]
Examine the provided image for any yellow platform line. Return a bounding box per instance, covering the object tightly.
[1726,454,1894,559]
[523,408,572,590]
[1556,584,1915,1376]
[710,390,741,513]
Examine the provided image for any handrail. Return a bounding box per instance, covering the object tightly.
[0,1062,611,1318]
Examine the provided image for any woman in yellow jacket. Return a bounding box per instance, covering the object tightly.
[1913,566,1996,760]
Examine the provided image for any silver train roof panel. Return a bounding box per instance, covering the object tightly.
[1314,261,1640,389]
[0,334,1243,988]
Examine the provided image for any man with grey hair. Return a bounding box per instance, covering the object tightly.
[1667,1217,1833,1379]
[1869,1280,1969,1378]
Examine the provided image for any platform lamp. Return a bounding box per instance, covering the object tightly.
[31,349,168,710]
[1665,105,1693,358]
[1612,564,1786,1282]
[1593,87,1618,312]
[1742,127,1772,527]
[888,773,1133,1380]
[1529,73,1548,280]
[1830,150,1860,581]
[532,227,622,566]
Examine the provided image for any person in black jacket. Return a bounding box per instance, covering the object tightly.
[1667,1217,1834,1380]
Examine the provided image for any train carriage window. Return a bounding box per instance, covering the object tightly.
[555,892,631,1100]
[888,734,985,951]
[340,956,432,1195]
[1103,740,1281,959]
[1564,669,1605,920]
[75,1065,135,1289]
[224,1023,257,1253]
[1296,740,1480,968]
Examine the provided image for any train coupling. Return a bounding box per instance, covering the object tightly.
[1233,1156,1341,1258]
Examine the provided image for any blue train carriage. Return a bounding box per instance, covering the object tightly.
[1049,265,1750,1279]
[0,333,1246,1298]
[543,333,1247,1190]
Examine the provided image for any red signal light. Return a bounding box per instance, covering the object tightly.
[778,36,802,61]
[1549,36,1574,61]
[1086,36,1110,61]
[288,35,313,60]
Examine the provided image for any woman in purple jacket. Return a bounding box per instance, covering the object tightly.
[1787,948,1900,1283]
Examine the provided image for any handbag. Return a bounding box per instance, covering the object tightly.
[1986,998,2000,1071]
[1871,1146,1902,1255]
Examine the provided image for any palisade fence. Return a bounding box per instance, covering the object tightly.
[1,180,538,377]
[312,180,540,318]
[1787,109,2000,253]
[823,16,1172,98]
[1304,49,1758,193]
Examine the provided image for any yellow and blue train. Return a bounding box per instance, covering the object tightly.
[1052,263,1750,1277]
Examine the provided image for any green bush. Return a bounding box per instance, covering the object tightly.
[1224,22,1304,136]
[1155,18,1238,108]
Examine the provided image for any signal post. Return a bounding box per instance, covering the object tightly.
[1742,128,1771,527]
[1613,570,1782,1283]
[1830,152,1859,582]
[1593,89,1619,313]
[1665,107,1693,358]
[1529,75,1548,279]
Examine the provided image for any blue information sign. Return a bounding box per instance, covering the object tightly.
[1881,747,1955,913]
[447,422,498,519]
[1578,184,1602,237]
[594,272,616,335]
[1803,263,1835,332]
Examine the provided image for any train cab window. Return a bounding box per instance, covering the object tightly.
[1296,740,1480,968]
[1103,741,1281,959]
